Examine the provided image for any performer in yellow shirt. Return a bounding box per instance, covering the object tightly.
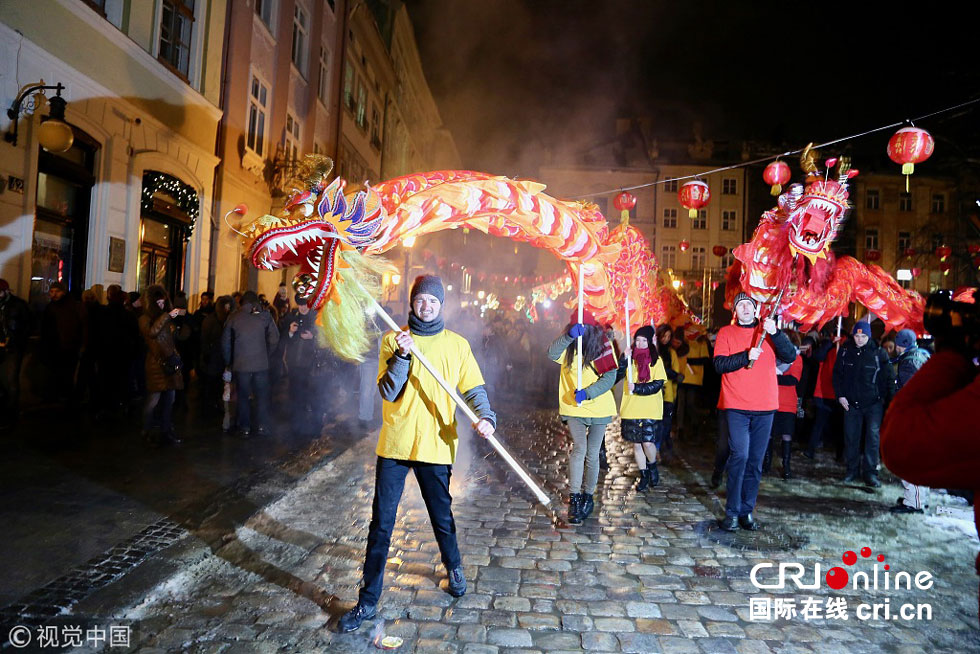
[616,326,668,490]
[547,310,618,525]
[339,275,496,633]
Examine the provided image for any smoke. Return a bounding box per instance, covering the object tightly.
[406,1,980,172]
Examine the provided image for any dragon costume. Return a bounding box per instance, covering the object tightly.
[726,151,925,333]
[239,156,693,361]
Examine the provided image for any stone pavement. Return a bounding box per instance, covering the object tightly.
[53,410,980,653]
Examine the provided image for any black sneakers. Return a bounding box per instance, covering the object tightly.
[447,565,467,597]
[337,602,377,633]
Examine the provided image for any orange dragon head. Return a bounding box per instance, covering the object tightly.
[782,156,857,264]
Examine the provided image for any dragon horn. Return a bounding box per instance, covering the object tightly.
[837,156,852,185]
[800,143,819,176]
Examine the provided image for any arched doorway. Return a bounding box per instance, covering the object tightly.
[138,171,198,298]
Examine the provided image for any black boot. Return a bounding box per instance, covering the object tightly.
[636,468,651,492]
[567,493,583,525]
[648,463,660,487]
[781,441,793,480]
[762,438,773,473]
[580,493,595,519]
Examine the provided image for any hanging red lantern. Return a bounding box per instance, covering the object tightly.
[613,191,637,225]
[762,161,792,196]
[864,249,882,262]
[679,240,691,252]
[887,127,935,192]
[678,180,710,218]
[711,281,720,290]
[695,280,704,288]
[911,267,922,278]
[968,244,980,256]
[940,262,952,275]
[712,245,728,257]
[935,245,952,261]
[973,255,980,269]
[904,247,917,258]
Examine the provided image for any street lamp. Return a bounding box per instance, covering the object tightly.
[5,81,74,152]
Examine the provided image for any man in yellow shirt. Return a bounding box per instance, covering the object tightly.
[339,275,496,633]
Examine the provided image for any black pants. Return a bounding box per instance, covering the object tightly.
[359,456,461,607]
[843,401,883,478]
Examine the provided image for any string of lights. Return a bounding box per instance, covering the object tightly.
[574,96,980,200]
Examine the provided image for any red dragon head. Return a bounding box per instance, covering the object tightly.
[782,158,856,264]
[243,173,385,310]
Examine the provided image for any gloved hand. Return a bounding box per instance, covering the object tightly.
[222,369,233,383]
[574,389,588,404]
[568,323,586,339]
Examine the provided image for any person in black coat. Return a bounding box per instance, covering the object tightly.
[832,320,895,488]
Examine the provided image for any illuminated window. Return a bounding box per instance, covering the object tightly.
[246,75,269,156]
[898,231,912,252]
[159,0,195,79]
[722,210,737,231]
[255,0,275,31]
[283,113,301,163]
[317,46,331,105]
[692,209,706,230]
[691,246,706,269]
[865,228,879,250]
[291,4,309,75]
[900,193,913,212]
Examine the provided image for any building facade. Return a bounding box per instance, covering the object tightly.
[211,0,345,298]
[0,0,225,308]
[851,172,975,294]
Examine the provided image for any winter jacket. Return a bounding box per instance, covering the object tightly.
[832,339,895,407]
[0,293,31,352]
[777,354,803,414]
[139,312,184,393]
[221,304,279,373]
[281,308,318,371]
[41,295,86,356]
[548,333,617,420]
[895,346,930,391]
[200,312,227,376]
[376,328,493,465]
[714,321,796,412]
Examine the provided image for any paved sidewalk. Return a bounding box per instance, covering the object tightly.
[57,411,980,653]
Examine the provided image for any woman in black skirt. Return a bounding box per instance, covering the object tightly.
[616,326,668,490]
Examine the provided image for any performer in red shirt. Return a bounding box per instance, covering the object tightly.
[713,293,797,531]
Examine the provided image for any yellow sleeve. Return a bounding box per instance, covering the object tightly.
[456,337,486,394]
[653,357,668,382]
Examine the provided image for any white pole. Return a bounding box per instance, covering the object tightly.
[370,299,551,507]
[624,297,632,394]
[836,315,842,339]
[576,263,584,396]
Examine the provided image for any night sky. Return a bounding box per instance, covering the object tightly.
[405,1,978,176]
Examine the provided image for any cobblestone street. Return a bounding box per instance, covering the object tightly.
[32,407,976,654]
